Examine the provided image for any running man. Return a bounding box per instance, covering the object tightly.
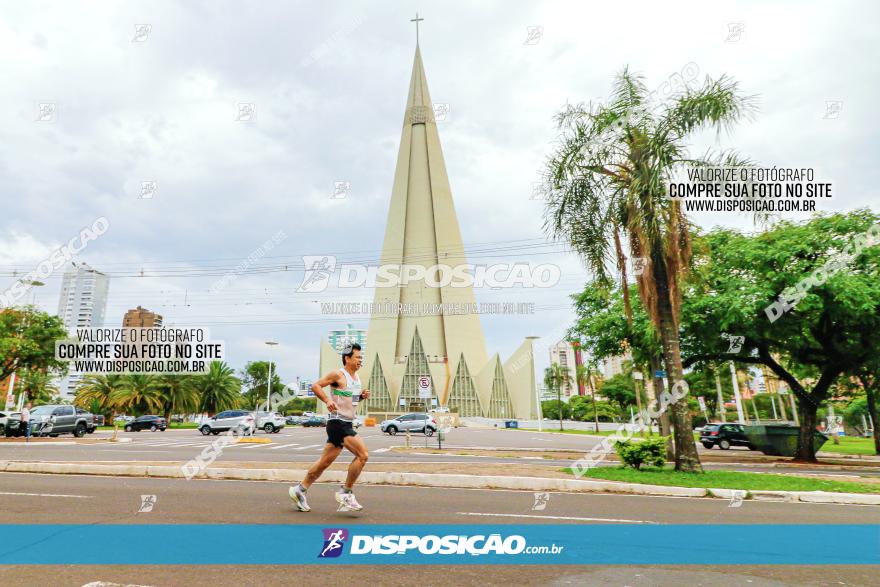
[289,342,369,512]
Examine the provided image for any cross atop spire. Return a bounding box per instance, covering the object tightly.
[410,12,424,45]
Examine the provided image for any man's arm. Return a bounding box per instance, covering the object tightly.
[311,371,344,413]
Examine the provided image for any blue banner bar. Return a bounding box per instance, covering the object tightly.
[0,525,877,565]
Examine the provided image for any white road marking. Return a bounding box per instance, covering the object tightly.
[293,444,323,450]
[269,443,301,450]
[373,448,391,453]
[1,491,92,498]
[456,512,658,524]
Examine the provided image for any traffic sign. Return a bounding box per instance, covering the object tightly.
[418,376,432,399]
[654,370,666,378]
[697,396,707,411]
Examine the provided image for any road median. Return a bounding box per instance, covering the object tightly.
[2,459,879,506]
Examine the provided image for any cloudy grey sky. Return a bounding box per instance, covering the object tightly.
[2,0,877,386]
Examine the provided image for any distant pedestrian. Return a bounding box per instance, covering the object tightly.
[21,402,32,442]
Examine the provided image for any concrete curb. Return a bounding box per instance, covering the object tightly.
[3,460,879,505]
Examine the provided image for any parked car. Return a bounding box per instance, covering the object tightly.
[124,415,167,432]
[353,417,362,429]
[301,415,326,427]
[700,423,755,450]
[114,415,135,424]
[93,414,105,427]
[254,411,285,433]
[380,413,437,436]
[285,415,304,425]
[199,410,255,436]
[0,411,20,436]
[6,405,96,438]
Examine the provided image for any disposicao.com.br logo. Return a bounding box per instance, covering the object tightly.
[318,528,563,558]
[297,255,561,293]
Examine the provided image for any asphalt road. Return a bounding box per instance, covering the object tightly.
[1,427,878,478]
[1,473,878,586]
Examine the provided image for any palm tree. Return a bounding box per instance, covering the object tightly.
[75,374,124,414]
[157,374,199,422]
[544,363,572,431]
[542,67,755,472]
[111,374,163,415]
[576,363,600,432]
[19,368,59,405]
[191,361,242,416]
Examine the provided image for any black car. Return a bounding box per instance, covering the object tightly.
[700,423,754,450]
[124,415,167,432]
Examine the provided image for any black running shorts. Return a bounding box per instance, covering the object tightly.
[326,419,357,448]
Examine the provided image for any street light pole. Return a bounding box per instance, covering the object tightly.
[729,361,746,424]
[265,341,279,412]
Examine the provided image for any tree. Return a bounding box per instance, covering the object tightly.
[541,399,572,421]
[18,368,59,405]
[598,373,637,416]
[571,282,671,440]
[191,361,242,415]
[239,361,285,410]
[575,363,600,431]
[544,364,572,431]
[111,374,163,415]
[0,307,68,392]
[845,366,880,455]
[681,211,880,461]
[156,375,199,422]
[542,67,755,471]
[75,374,124,414]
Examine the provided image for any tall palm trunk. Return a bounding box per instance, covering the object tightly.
[650,354,673,454]
[653,259,702,472]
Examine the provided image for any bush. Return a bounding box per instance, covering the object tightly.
[614,437,667,470]
[691,413,708,428]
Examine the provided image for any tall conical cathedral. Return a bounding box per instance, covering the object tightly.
[318,44,537,419]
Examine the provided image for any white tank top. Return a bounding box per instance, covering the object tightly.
[328,368,362,422]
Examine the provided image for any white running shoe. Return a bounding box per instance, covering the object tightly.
[289,485,310,512]
[335,489,363,511]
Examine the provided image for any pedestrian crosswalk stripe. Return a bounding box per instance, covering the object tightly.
[293,444,323,450]
[268,443,301,450]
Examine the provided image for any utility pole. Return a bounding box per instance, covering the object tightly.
[715,370,726,423]
[729,362,746,424]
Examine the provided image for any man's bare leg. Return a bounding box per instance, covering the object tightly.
[303,443,343,489]
[342,435,369,489]
[290,443,343,512]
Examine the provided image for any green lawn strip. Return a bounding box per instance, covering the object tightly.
[561,466,880,494]
[817,436,878,456]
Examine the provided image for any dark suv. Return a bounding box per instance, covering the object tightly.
[124,415,167,432]
[700,423,754,450]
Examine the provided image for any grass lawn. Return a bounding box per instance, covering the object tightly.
[817,436,878,456]
[563,466,880,494]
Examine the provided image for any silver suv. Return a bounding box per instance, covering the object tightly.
[254,411,285,433]
[380,413,437,436]
[199,410,255,436]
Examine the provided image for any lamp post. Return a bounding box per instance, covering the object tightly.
[265,341,279,412]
